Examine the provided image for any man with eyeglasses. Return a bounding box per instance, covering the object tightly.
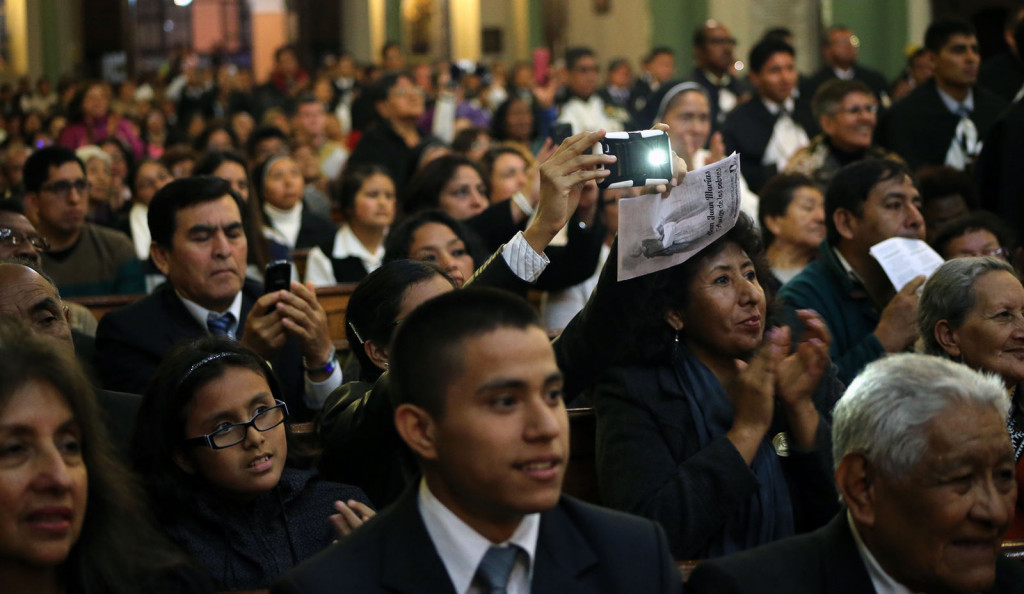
[22,146,144,297]
[802,26,892,109]
[691,20,752,133]
[556,47,629,135]
[346,72,434,189]
[0,259,142,461]
[0,199,47,267]
[785,79,901,189]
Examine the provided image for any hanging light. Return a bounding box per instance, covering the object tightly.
[173,0,193,6]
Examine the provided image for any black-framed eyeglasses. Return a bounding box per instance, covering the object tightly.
[41,179,90,198]
[183,400,289,449]
[0,227,50,252]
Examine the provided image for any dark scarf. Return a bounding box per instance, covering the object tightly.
[671,343,795,556]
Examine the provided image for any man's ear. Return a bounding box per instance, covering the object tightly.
[23,192,38,219]
[820,114,838,138]
[763,214,785,239]
[832,207,858,242]
[664,309,685,332]
[364,339,389,371]
[150,241,172,276]
[835,453,877,527]
[172,448,197,475]
[394,403,438,461]
[934,320,962,359]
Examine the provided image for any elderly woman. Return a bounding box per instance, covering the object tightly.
[917,256,1024,538]
[757,173,826,287]
[594,213,842,560]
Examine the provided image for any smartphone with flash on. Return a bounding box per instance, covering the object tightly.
[593,130,674,189]
[264,260,292,294]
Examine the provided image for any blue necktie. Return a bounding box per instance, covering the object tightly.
[207,312,235,338]
[474,545,519,594]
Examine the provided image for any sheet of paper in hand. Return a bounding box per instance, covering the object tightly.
[617,152,742,281]
[868,237,945,291]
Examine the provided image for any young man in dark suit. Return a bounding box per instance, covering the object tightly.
[688,354,1024,593]
[721,39,818,194]
[877,19,1007,172]
[273,288,683,594]
[94,176,340,418]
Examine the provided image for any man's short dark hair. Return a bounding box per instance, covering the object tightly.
[825,159,911,246]
[369,72,410,106]
[749,39,795,74]
[924,19,975,53]
[931,211,1015,258]
[608,57,630,73]
[822,25,851,47]
[23,146,83,193]
[916,165,977,211]
[381,41,401,60]
[245,125,289,161]
[274,44,298,62]
[646,46,674,62]
[811,78,874,119]
[148,176,245,248]
[760,27,794,45]
[390,288,541,418]
[565,47,595,71]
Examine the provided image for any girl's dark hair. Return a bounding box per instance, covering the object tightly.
[194,150,270,269]
[193,123,239,153]
[401,154,485,217]
[0,318,207,594]
[490,96,539,142]
[638,213,774,361]
[335,162,394,216]
[757,172,817,247]
[344,260,454,382]
[479,144,528,191]
[131,337,293,524]
[383,208,485,268]
[98,137,134,176]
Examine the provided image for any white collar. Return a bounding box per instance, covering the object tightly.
[129,202,151,260]
[702,69,733,87]
[263,202,304,248]
[333,224,385,272]
[762,96,796,115]
[832,66,856,80]
[177,290,244,339]
[418,478,539,594]
[847,512,919,594]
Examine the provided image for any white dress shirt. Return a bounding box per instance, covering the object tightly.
[848,512,920,594]
[304,224,385,286]
[418,479,540,594]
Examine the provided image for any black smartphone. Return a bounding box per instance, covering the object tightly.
[550,122,573,146]
[264,260,292,294]
[593,130,674,189]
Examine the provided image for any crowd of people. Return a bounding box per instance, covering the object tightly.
[3,10,1024,594]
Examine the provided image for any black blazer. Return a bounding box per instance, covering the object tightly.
[271,487,683,594]
[801,64,891,105]
[688,513,1024,593]
[294,208,338,251]
[94,279,308,416]
[721,96,819,194]
[877,78,1008,172]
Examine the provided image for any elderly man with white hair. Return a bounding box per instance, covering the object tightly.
[689,353,1024,593]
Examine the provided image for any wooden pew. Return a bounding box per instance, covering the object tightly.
[316,283,358,346]
[67,293,144,322]
[291,248,310,280]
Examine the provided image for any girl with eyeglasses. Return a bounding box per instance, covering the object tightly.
[131,337,374,591]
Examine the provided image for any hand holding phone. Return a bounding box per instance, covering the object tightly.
[593,130,675,189]
[264,260,292,294]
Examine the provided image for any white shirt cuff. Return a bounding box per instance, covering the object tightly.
[303,364,342,410]
[501,231,550,284]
